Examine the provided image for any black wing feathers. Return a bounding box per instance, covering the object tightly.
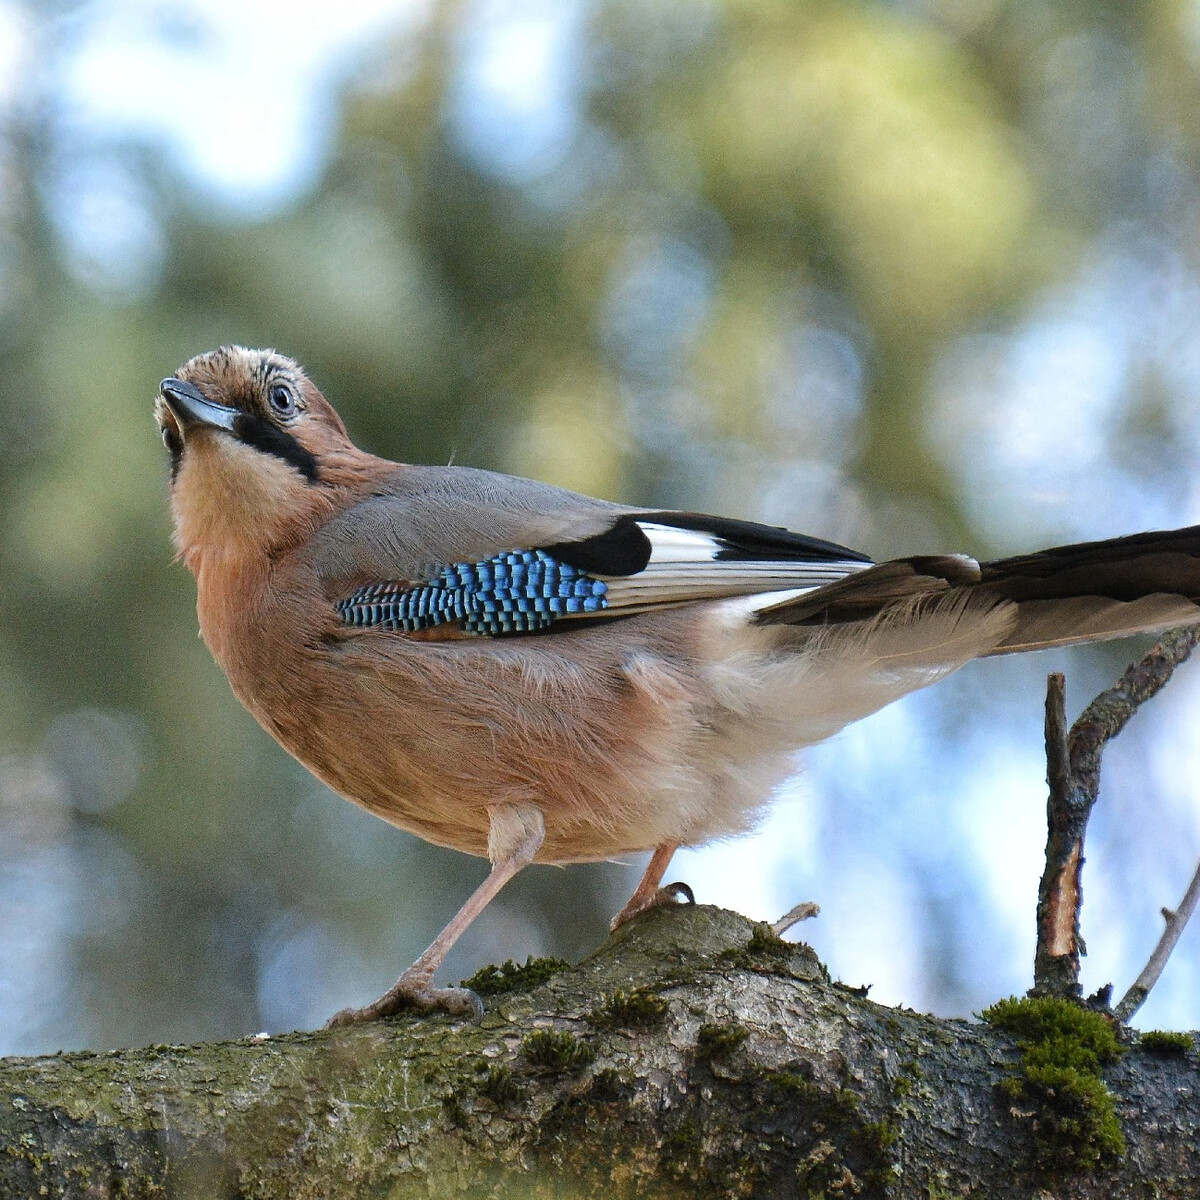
[641,512,870,565]
[544,512,868,578]
[542,517,653,576]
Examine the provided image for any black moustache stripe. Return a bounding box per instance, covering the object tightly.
[232,414,320,483]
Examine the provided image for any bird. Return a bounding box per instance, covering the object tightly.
[156,345,1200,1026]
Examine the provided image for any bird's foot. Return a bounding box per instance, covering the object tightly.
[772,901,820,937]
[610,880,695,931]
[326,976,484,1027]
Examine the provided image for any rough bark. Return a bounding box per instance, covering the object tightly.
[3,904,1199,1199]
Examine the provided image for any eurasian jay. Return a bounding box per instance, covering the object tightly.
[156,345,1200,1025]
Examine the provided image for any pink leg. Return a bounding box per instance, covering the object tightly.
[327,806,544,1026]
[610,841,692,930]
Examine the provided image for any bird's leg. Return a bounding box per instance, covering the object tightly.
[610,840,693,930]
[327,804,545,1027]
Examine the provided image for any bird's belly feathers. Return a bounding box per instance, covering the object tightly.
[207,586,780,859]
[247,612,761,862]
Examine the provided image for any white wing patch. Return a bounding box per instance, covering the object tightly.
[640,522,732,562]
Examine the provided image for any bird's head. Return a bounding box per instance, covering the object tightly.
[156,346,374,562]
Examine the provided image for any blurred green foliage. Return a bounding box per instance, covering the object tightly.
[3,0,1200,1052]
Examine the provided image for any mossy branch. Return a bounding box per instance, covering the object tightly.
[4,905,1200,1198]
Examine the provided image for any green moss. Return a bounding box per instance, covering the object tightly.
[849,1121,899,1189]
[521,1028,595,1073]
[893,1058,923,1100]
[478,1065,527,1108]
[1139,1030,1193,1056]
[585,986,669,1032]
[696,1022,748,1060]
[587,1067,632,1104]
[744,922,791,956]
[983,996,1123,1070]
[759,1069,859,1124]
[717,923,797,976]
[850,1120,897,1157]
[982,995,1125,1171]
[659,1117,704,1181]
[459,956,570,996]
[442,1093,469,1127]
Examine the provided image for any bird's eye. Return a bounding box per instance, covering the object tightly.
[268,383,297,417]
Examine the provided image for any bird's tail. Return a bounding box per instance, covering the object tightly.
[755,525,1200,655]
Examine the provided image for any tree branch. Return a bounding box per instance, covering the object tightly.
[1115,857,1200,1022]
[5,904,1200,1198]
[1033,625,1200,999]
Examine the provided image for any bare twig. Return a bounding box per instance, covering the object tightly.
[1114,857,1200,1022]
[1032,625,1200,999]
[773,901,820,937]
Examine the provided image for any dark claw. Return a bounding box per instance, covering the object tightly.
[663,881,695,905]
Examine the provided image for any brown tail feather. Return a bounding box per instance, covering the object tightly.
[758,526,1200,655]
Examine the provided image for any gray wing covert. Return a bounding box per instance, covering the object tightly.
[310,465,874,637]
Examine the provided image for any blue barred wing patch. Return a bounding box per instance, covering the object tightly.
[336,549,609,636]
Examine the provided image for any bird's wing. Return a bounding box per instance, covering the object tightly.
[311,465,872,637]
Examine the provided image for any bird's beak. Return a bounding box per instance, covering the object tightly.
[159,378,239,434]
